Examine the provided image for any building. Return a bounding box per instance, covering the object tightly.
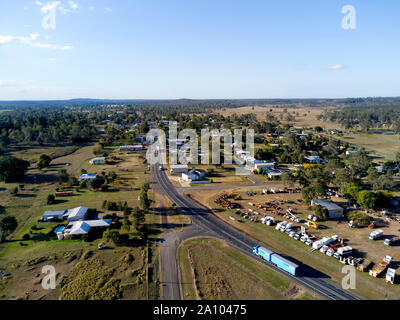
[346,150,357,156]
[181,168,207,182]
[170,164,189,175]
[254,161,276,171]
[78,174,97,182]
[89,157,106,165]
[64,219,112,237]
[304,155,324,164]
[55,191,74,197]
[311,199,344,219]
[42,210,67,222]
[119,145,145,152]
[66,206,88,222]
[267,171,284,179]
[182,172,202,182]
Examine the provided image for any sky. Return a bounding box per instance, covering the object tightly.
[0,0,399,100]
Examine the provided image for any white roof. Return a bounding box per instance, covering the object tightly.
[68,221,91,235]
[170,164,188,169]
[85,220,112,227]
[67,206,88,219]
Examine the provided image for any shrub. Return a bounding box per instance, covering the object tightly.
[47,194,55,204]
[347,211,373,227]
[10,186,19,196]
[22,233,31,241]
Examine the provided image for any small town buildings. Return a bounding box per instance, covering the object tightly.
[64,219,112,237]
[170,164,189,175]
[267,171,283,179]
[119,145,145,152]
[89,157,106,165]
[42,210,66,222]
[346,150,357,156]
[78,174,97,182]
[42,206,88,222]
[304,155,325,164]
[181,168,207,182]
[311,199,344,219]
[66,206,88,222]
[254,161,276,171]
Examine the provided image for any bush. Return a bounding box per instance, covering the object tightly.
[101,184,110,192]
[47,194,55,204]
[10,186,18,196]
[347,211,373,227]
[22,233,31,241]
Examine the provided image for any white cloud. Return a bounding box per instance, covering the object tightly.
[30,33,40,40]
[328,64,347,70]
[68,0,78,10]
[89,6,95,11]
[0,34,72,50]
[35,1,77,15]
[0,80,34,88]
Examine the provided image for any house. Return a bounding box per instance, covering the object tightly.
[89,157,106,165]
[267,171,283,179]
[78,174,97,182]
[64,219,112,237]
[182,172,202,182]
[170,164,189,175]
[311,199,344,219]
[42,210,67,222]
[119,145,145,152]
[66,206,88,222]
[254,161,276,171]
[181,168,207,182]
[304,155,324,164]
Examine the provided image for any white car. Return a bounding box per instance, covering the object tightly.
[326,249,334,256]
[305,240,313,246]
[320,245,329,254]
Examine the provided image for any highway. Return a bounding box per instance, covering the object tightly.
[152,163,361,301]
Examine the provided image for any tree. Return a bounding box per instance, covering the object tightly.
[314,205,329,220]
[57,169,69,183]
[0,156,30,182]
[37,154,51,170]
[357,190,378,209]
[0,216,18,241]
[103,229,122,244]
[47,194,55,204]
[343,183,362,202]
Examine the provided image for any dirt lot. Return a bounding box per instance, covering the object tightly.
[188,186,400,300]
[178,238,319,300]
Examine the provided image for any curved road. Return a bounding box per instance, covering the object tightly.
[153,164,361,300]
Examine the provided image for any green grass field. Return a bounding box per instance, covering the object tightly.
[0,145,160,300]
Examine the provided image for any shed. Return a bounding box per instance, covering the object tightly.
[311,199,344,219]
[42,210,67,222]
[170,164,189,175]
